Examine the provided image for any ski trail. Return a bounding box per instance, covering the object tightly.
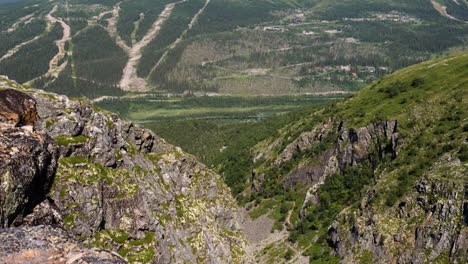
[119,1,182,91]
[431,0,467,23]
[0,35,41,62]
[0,6,58,62]
[104,2,130,53]
[26,5,72,84]
[5,13,34,33]
[147,0,210,80]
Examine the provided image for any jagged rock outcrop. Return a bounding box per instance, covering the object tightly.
[0,76,250,264]
[0,225,126,264]
[0,89,38,126]
[252,119,399,214]
[329,154,467,263]
[0,90,60,227]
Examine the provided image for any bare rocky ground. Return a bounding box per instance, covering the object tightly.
[0,226,126,264]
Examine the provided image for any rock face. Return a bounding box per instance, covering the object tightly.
[0,225,125,264]
[253,119,399,213]
[0,76,250,264]
[248,102,465,263]
[0,89,38,126]
[329,154,467,264]
[0,92,59,227]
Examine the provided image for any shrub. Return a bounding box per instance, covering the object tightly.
[411,77,425,88]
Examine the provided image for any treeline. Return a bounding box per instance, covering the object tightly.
[0,23,62,83]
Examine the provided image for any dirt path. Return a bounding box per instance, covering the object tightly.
[431,0,467,23]
[285,202,295,227]
[5,13,34,33]
[147,0,210,81]
[104,2,131,53]
[26,5,72,85]
[0,6,59,62]
[0,35,41,62]
[119,2,180,91]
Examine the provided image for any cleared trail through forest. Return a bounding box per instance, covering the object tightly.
[5,13,34,33]
[26,4,72,85]
[119,2,182,91]
[0,6,59,62]
[147,0,211,83]
[105,2,131,53]
[431,0,467,23]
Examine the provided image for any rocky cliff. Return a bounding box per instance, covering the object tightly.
[0,76,250,264]
[329,153,467,264]
[236,53,467,263]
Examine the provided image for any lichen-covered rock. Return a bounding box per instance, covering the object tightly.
[0,123,59,227]
[0,76,250,264]
[0,225,126,264]
[329,154,467,264]
[252,118,399,215]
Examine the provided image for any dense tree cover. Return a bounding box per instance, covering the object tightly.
[0,23,61,83]
[35,25,127,98]
[0,0,44,31]
[315,0,446,22]
[147,0,467,94]
[137,0,205,78]
[72,26,127,86]
[68,0,118,7]
[145,101,335,194]
[35,63,125,98]
[443,0,468,21]
[345,21,467,53]
[117,0,174,46]
[188,0,291,36]
[0,19,46,57]
[68,19,88,35]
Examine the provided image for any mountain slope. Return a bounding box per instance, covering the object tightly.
[0,76,250,264]
[212,52,467,263]
[1,0,467,97]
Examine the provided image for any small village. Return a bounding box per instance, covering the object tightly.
[298,64,390,84]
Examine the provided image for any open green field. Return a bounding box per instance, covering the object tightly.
[95,93,345,121]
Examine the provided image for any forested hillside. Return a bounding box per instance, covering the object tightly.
[154,52,468,263]
[0,0,467,98]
